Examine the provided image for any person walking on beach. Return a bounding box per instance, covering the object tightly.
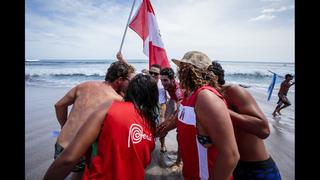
[52,61,135,180]
[209,61,282,180]
[272,74,295,117]
[157,51,239,179]
[159,67,184,170]
[43,74,159,180]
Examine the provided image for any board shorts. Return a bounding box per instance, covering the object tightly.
[277,94,291,106]
[54,142,85,172]
[233,157,281,180]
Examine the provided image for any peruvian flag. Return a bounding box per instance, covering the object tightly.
[129,0,171,68]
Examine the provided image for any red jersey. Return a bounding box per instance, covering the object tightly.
[167,81,184,102]
[82,101,155,180]
[177,85,232,180]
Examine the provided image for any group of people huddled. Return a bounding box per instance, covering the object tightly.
[43,51,282,180]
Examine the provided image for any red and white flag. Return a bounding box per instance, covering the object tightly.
[129,0,171,68]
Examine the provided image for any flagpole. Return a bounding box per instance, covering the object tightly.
[119,0,137,53]
[267,70,282,78]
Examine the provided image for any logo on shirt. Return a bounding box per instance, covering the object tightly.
[179,108,185,120]
[128,124,152,148]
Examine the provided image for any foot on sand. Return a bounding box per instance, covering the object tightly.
[272,112,277,117]
[169,161,183,172]
[158,151,173,168]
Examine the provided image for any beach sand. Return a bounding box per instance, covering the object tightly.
[25,86,294,180]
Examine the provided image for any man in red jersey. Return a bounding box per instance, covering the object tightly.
[43,74,159,180]
[160,67,184,170]
[157,51,239,180]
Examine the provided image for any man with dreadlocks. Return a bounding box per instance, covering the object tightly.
[157,51,239,180]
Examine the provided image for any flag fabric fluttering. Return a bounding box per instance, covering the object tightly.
[267,73,277,101]
[129,0,171,68]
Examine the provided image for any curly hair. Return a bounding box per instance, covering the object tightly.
[177,63,221,94]
[105,61,136,82]
[208,61,225,85]
[124,73,159,134]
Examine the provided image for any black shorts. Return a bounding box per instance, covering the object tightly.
[277,94,291,106]
[54,143,85,172]
[233,157,281,180]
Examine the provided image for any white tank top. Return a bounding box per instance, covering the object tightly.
[157,80,167,104]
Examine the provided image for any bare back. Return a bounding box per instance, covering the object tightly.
[57,81,123,148]
[222,84,269,161]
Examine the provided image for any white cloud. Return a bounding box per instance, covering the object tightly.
[25,0,294,62]
[262,5,294,13]
[249,14,276,21]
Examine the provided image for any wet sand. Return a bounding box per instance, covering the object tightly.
[25,86,294,180]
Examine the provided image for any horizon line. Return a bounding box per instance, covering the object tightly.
[26,58,294,63]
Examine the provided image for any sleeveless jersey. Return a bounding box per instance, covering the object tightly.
[82,101,155,180]
[177,85,232,180]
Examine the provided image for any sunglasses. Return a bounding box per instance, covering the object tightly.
[149,72,159,76]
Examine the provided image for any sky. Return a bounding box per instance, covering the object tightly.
[25,0,294,62]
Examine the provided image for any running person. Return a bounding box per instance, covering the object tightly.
[272,74,295,117]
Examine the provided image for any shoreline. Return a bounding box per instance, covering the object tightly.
[25,85,294,180]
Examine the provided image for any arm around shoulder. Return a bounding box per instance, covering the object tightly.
[225,86,270,139]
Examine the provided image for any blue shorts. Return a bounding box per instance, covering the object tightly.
[233,157,281,180]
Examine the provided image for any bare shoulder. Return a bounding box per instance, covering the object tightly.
[112,94,123,101]
[196,89,229,122]
[97,100,114,112]
[224,84,250,98]
[78,81,100,88]
[197,89,226,106]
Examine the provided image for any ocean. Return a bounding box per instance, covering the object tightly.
[25,59,294,91]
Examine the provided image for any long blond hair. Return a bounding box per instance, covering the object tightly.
[177,63,221,95]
